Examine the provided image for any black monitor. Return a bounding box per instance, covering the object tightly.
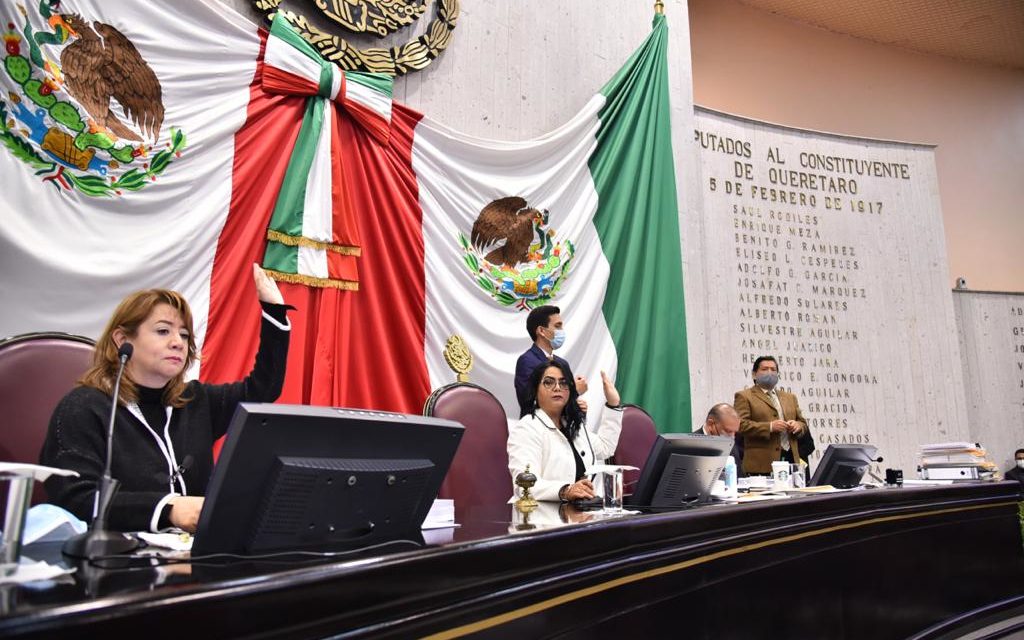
[626,433,734,509]
[810,444,878,488]
[192,403,463,555]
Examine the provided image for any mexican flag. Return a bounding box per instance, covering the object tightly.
[1,1,689,431]
[0,0,259,356]
[204,13,691,430]
[415,12,691,430]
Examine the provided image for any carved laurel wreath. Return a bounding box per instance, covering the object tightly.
[443,334,474,382]
[253,0,459,76]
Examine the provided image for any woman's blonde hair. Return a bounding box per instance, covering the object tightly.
[80,289,197,408]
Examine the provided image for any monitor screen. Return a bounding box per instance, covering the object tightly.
[192,403,463,555]
[626,433,734,509]
[809,444,878,488]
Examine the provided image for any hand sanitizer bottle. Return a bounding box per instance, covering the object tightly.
[724,456,738,498]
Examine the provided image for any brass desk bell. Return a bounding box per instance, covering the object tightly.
[514,465,539,513]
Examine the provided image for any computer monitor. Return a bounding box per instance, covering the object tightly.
[626,433,734,509]
[809,444,878,488]
[192,403,463,555]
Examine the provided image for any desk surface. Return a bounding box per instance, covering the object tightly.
[2,482,1022,639]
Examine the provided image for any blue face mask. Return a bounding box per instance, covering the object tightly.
[755,371,779,389]
[550,328,566,350]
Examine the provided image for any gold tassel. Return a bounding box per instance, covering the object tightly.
[266,229,362,256]
[264,268,359,291]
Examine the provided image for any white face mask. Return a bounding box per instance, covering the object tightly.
[1016,459,1024,470]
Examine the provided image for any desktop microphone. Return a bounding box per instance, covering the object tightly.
[63,342,141,559]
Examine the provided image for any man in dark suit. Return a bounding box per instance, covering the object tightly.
[1005,448,1024,485]
[734,356,814,475]
[514,305,587,416]
[693,402,742,464]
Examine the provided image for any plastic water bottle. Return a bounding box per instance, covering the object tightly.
[724,456,738,498]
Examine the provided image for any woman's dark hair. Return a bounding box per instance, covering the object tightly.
[522,359,586,441]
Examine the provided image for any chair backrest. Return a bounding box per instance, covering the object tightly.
[0,332,95,503]
[424,382,511,510]
[612,403,659,494]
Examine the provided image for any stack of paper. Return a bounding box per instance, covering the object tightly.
[420,498,457,545]
[918,442,998,481]
[421,498,456,530]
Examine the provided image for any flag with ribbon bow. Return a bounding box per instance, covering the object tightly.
[2,3,690,429]
[204,11,691,430]
[258,16,394,290]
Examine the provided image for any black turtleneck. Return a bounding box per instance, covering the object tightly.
[136,385,167,432]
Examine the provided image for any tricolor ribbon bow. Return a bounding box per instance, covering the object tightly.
[259,14,394,290]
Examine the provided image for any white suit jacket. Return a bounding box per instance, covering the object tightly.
[507,407,623,501]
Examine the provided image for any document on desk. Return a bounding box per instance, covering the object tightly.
[421,498,460,530]
[0,559,75,585]
[731,493,790,503]
[781,485,855,494]
[138,531,194,552]
[901,479,954,487]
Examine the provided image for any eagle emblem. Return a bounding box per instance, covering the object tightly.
[253,0,459,76]
[57,11,164,142]
[458,196,576,310]
[1,1,185,196]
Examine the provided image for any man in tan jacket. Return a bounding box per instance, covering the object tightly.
[734,356,815,475]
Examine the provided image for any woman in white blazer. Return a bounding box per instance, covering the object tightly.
[507,360,623,502]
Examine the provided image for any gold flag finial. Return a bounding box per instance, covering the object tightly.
[443,335,474,383]
[654,1,665,15]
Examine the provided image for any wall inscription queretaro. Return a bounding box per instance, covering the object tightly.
[694,107,968,477]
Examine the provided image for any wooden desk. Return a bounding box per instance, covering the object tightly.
[1,482,1021,639]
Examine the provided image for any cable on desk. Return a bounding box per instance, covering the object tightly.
[88,538,424,570]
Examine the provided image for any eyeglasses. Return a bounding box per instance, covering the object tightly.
[541,377,571,391]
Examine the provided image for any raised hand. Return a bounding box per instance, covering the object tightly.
[253,263,284,305]
[601,370,620,407]
[575,375,589,394]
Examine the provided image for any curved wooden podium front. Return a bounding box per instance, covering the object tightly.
[1,482,1021,639]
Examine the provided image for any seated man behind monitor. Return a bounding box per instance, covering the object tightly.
[693,402,742,465]
[734,356,814,475]
[1005,448,1024,485]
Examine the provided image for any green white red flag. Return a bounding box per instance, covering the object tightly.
[0,2,690,430]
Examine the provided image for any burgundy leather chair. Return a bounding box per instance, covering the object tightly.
[612,403,659,495]
[0,332,95,504]
[424,382,511,511]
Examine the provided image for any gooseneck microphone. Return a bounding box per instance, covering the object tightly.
[63,342,141,559]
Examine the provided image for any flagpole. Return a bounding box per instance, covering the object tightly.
[654,1,664,14]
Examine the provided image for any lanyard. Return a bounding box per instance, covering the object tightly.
[126,402,187,495]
